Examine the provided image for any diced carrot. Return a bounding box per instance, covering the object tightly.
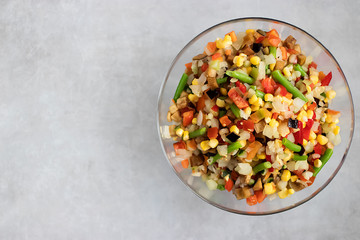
[182,111,193,127]
[308,102,317,111]
[307,176,315,186]
[185,62,192,70]
[254,190,266,203]
[219,115,232,127]
[248,132,255,143]
[225,179,234,192]
[285,92,293,99]
[181,159,189,169]
[272,112,279,119]
[225,49,232,56]
[280,47,287,60]
[186,139,197,151]
[206,42,216,54]
[173,141,186,155]
[207,127,218,139]
[201,62,208,72]
[268,35,281,47]
[246,195,258,206]
[327,109,340,115]
[267,29,279,38]
[287,49,299,55]
[227,31,237,42]
[245,141,262,160]
[212,52,222,60]
[196,95,206,111]
[255,36,265,43]
[318,71,326,81]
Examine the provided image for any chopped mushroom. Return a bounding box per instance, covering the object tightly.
[190,154,204,167]
[207,77,219,90]
[284,35,297,49]
[170,111,182,122]
[253,178,263,191]
[297,54,306,66]
[274,60,287,71]
[234,186,252,200]
[240,45,255,56]
[176,96,188,109]
[193,53,207,60]
[289,181,307,192]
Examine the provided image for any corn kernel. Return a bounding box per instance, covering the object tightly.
[246,29,255,34]
[325,114,332,123]
[250,56,260,65]
[200,140,210,151]
[220,88,227,96]
[287,189,295,195]
[309,131,316,140]
[192,118,197,125]
[224,34,232,43]
[183,131,189,141]
[310,139,316,145]
[303,139,308,146]
[310,75,319,84]
[239,140,247,148]
[192,79,198,85]
[306,110,314,119]
[246,66,252,74]
[188,94,199,103]
[306,85,312,93]
[265,117,271,123]
[314,159,322,168]
[208,139,219,148]
[251,104,260,111]
[264,182,276,195]
[326,90,336,100]
[249,95,258,105]
[283,67,291,77]
[257,154,266,159]
[269,119,279,128]
[230,125,240,134]
[281,170,291,182]
[317,135,328,145]
[297,110,307,122]
[176,128,184,137]
[278,189,289,199]
[290,175,298,182]
[269,63,275,71]
[333,126,340,135]
[244,107,252,116]
[216,98,226,108]
[264,93,274,102]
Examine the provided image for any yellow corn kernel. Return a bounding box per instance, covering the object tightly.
[309,131,317,140]
[244,107,252,116]
[264,93,274,102]
[283,67,291,77]
[208,139,219,148]
[306,85,312,93]
[326,90,336,100]
[224,35,232,44]
[303,139,308,146]
[239,140,247,148]
[333,126,340,135]
[334,118,339,124]
[183,131,189,141]
[264,182,276,195]
[317,135,328,145]
[269,63,275,71]
[265,117,271,123]
[192,79,198,85]
[290,175,298,182]
[314,159,322,168]
[310,139,316,145]
[246,29,255,34]
[220,88,227,96]
[200,140,210,151]
[278,189,289,199]
[257,154,266,160]
[216,98,226,108]
[310,75,319,84]
[216,38,225,49]
[250,56,260,65]
[297,110,307,121]
[303,104,307,110]
[251,104,260,111]
[192,118,197,125]
[281,170,291,182]
[249,95,258,105]
[325,114,333,123]
[233,56,242,67]
[246,66,252,74]
[188,94,199,103]
[287,189,295,195]
[284,148,293,161]
[176,128,184,137]
[230,125,240,135]
[269,119,279,128]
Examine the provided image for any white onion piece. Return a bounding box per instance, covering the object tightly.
[198,72,206,85]
[264,54,276,65]
[236,163,252,175]
[277,180,288,190]
[287,161,296,171]
[295,161,309,171]
[302,171,313,180]
[217,145,228,156]
[293,97,306,113]
[206,179,218,190]
[197,111,203,126]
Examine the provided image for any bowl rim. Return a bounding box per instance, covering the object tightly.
[157,17,355,215]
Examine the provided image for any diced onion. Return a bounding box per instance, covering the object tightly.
[206,179,218,190]
[235,163,253,175]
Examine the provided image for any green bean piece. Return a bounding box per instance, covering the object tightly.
[313,148,333,177]
[269,46,277,58]
[293,154,308,161]
[209,141,242,165]
[253,162,272,174]
[189,127,206,139]
[173,73,188,102]
[294,64,307,77]
[226,70,255,84]
[282,138,302,152]
[230,103,240,118]
[216,77,228,85]
[217,184,225,191]
[272,70,308,102]
[255,89,265,99]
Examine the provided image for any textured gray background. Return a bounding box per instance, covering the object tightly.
[0,0,358,239]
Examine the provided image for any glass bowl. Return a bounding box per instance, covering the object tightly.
[157,17,354,215]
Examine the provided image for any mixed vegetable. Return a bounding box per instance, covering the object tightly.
[164,28,341,205]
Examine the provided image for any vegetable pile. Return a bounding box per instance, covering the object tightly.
[164,29,341,205]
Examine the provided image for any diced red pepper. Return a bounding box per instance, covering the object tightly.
[230,170,239,182]
[254,190,266,203]
[235,81,247,94]
[201,62,208,72]
[262,78,277,94]
[314,143,323,155]
[246,195,258,206]
[196,95,206,111]
[211,105,219,112]
[219,115,232,127]
[302,119,314,140]
[293,121,303,144]
[255,36,265,43]
[278,84,289,96]
[173,141,186,155]
[225,179,234,192]
[228,88,249,109]
[267,29,279,38]
[212,52,222,61]
[306,176,315,186]
[237,119,255,132]
[248,132,255,143]
[308,102,317,111]
[182,111,194,127]
[207,127,218,139]
[308,62,317,70]
[321,72,332,86]
[287,49,299,55]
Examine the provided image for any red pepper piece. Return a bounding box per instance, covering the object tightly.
[302,119,314,140]
[235,81,246,94]
[293,121,303,144]
[321,72,332,86]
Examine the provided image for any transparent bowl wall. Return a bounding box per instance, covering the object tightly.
[158,18,354,215]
